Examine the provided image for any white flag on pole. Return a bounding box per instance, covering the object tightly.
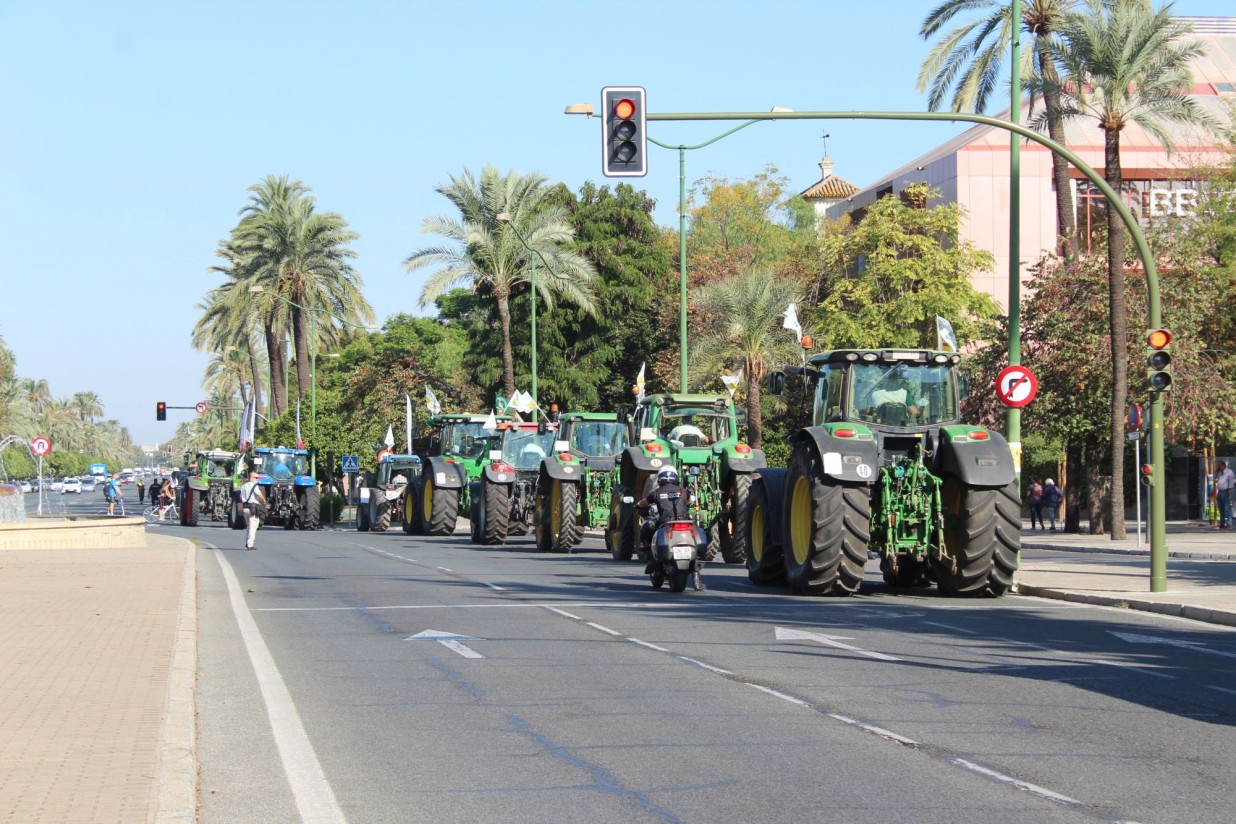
[721,366,744,398]
[511,389,536,414]
[936,315,959,352]
[238,400,253,451]
[384,425,395,448]
[633,362,646,402]
[783,303,803,343]
[483,410,498,433]
[295,399,304,449]
[425,385,441,415]
[405,394,413,451]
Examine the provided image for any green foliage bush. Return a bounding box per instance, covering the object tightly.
[321,492,345,524]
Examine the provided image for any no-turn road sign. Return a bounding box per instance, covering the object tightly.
[31,436,52,456]
[995,365,1038,409]
[195,401,208,415]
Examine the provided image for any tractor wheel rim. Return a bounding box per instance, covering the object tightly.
[423,479,433,519]
[751,504,764,561]
[790,475,812,565]
[550,482,562,539]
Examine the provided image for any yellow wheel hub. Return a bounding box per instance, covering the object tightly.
[550,482,562,540]
[751,504,765,562]
[790,475,812,565]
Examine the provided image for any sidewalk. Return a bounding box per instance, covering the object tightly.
[0,532,196,823]
[1016,520,1236,628]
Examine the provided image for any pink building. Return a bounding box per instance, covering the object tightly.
[818,16,1236,310]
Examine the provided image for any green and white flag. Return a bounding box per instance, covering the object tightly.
[936,316,959,352]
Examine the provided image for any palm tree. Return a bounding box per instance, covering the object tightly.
[232,175,373,404]
[405,166,598,397]
[691,269,804,448]
[918,0,1080,256]
[1037,0,1214,538]
[193,275,269,419]
[70,391,104,425]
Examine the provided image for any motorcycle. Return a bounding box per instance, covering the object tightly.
[624,496,708,592]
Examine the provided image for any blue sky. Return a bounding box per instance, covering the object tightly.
[2,0,1232,448]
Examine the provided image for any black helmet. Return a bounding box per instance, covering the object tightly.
[657,468,679,486]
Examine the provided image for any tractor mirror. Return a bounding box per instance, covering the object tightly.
[769,372,785,396]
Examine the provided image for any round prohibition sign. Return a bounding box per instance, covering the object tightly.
[995,365,1038,409]
[195,401,208,415]
[31,436,52,456]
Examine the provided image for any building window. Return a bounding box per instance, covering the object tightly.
[1074,178,1201,253]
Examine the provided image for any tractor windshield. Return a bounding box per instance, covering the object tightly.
[255,451,309,479]
[570,422,628,458]
[660,409,730,447]
[501,429,557,470]
[441,422,503,460]
[203,458,234,478]
[848,363,959,426]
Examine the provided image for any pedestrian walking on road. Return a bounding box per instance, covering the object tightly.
[104,473,122,516]
[1042,478,1063,532]
[136,478,145,504]
[239,470,267,550]
[1028,479,1044,530]
[1217,460,1235,529]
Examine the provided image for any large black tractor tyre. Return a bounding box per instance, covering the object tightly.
[298,486,321,531]
[420,476,459,536]
[402,491,420,534]
[536,479,581,553]
[469,485,483,544]
[372,497,391,533]
[782,441,870,596]
[183,489,199,527]
[933,477,1020,597]
[606,487,638,561]
[356,497,370,531]
[746,472,787,586]
[480,480,511,545]
[719,473,752,564]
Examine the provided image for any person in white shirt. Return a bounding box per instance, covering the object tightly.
[1216,460,1235,529]
[239,470,267,550]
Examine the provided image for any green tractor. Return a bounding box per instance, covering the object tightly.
[356,453,423,533]
[406,414,509,536]
[534,412,629,553]
[179,449,242,528]
[605,394,766,564]
[747,349,1019,597]
[469,420,558,545]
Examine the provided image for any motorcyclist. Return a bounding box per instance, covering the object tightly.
[637,468,706,590]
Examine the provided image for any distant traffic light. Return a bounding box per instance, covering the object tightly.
[602,86,646,177]
[1140,463,1155,487]
[1146,329,1173,392]
[156,401,167,421]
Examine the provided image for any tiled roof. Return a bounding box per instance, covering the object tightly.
[801,176,860,200]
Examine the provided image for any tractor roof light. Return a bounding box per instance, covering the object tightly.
[735,444,752,454]
[645,443,663,453]
[834,428,858,438]
[969,430,990,440]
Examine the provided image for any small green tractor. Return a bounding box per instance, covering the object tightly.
[469,420,558,545]
[747,349,1019,597]
[356,453,423,533]
[534,412,629,552]
[605,394,766,564]
[248,446,320,530]
[180,449,242,528]
[406,414,510,536]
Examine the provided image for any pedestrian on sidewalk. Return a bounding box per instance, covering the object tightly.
[1043,478,1063,532]
[239,470,267,550]
[104,473,122,516]
[1217,460,1235,529]
[1028,478,1044,530]
[136,478,145,504]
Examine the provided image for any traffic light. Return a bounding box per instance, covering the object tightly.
[1146,328,1173,392]
[602,86,647,177]
[156,401,167,421]
[1140,463,1155,488]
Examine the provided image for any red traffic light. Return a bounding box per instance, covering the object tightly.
[1141,463,1153,476]
[613,97,637,120]
[1147,329,1172,349]
[156,402,167,421]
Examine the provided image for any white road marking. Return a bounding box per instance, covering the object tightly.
[829,714,920,746]
[440,640,484,659]
[210,547,347,824]
[484,583,506,591]
[586,622,623,636]
[1015,639,1175,680]
[1110,630,1236,660]
[677,656,732,675]
[629,638,669,652]
[436,566,453,572]
[544,607,582,620]
[404,630,485,659]
[1206,684,1236,697]
[775,626,902,661]
[747,684,808,706]
[950,757,1082,805]
[921,621,980,635]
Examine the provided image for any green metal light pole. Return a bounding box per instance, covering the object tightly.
[1008,0,1023,477]
[495,212,544,421]
[644,108,1169,591]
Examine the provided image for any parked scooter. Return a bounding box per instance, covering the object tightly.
[624,495,708,592]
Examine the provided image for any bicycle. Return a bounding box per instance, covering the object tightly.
[143,500,179,524]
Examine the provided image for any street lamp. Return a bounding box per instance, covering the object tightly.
[566,104,790,392]
[495,211,551,421]
[248,286,377,475]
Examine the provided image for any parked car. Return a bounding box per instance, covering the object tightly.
[50,478,65,493]
[19,480,32,493]
[62,478,82,494]
[81,477,98,493]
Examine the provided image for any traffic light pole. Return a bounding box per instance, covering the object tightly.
[646,108,1168,591]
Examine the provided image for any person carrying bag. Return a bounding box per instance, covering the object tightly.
[239,470,267,550]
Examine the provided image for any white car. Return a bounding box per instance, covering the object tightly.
[50,478,65,493]
[19,480,32,493]
[81,477,98,493]
[62,478,82,494]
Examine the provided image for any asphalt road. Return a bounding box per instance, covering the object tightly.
[157,511,1236,824]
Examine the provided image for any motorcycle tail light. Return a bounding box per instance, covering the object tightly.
[670,522,695,533]
[969,431,990,441]
[645,443,663,453]
[735,444,751,454]
[834,428,857,438]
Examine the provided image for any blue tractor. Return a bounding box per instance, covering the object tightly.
[247,446,319,530]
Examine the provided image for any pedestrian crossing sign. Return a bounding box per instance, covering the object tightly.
[342,455,359,473]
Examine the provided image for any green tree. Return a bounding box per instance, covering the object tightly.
[816,183,1002,349]
[1035,0,1215,538]
[405,166,598,398]
[691,269,804,447]
[918,0,1081,255]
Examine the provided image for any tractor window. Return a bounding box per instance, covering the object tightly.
[814,366,842,424]
[442,422,502,460]
[571,422,628,457]
[847,363,960,426]
[501,429,557,470]
[660,410,730,446]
